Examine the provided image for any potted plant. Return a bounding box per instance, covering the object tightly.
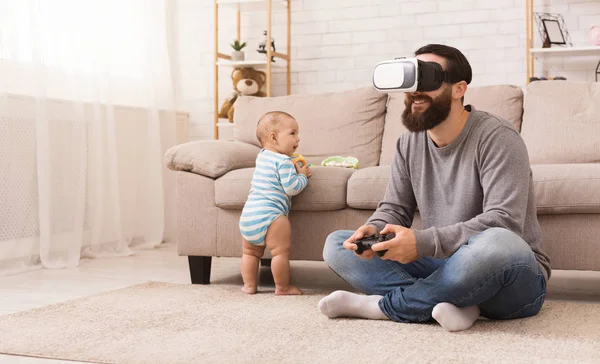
[230,39,247,61]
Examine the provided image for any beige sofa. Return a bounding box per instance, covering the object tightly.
[165,82,600,285]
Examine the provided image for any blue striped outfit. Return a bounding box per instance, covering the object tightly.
[239,149,308,245]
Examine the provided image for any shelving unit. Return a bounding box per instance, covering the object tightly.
[213,0,291,139]
[530,46,600,56]
[525,0,600,84]
[217,0,287,8]
[215,59,268,67]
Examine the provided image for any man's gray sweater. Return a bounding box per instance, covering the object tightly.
[367,106,551,280]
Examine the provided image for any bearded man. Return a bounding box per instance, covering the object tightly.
[318,44,551,332]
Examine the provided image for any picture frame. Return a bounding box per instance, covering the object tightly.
[542,19,566,45]
[534,13,572,48]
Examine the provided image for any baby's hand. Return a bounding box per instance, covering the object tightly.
[295,163,311,178]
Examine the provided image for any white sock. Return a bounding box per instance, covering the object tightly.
[318,290,389,320]
[432,302,480,332]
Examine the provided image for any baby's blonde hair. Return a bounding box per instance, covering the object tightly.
[256,111,294,146]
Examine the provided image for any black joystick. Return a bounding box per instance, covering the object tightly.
[354,233,391,257]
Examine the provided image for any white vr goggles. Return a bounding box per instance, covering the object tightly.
[372,58,461,93]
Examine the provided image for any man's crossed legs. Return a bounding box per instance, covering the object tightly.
[319,228,546,331]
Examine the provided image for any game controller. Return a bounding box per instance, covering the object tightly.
[354,233,391,257]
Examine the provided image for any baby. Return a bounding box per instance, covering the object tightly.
[239,111,311,295]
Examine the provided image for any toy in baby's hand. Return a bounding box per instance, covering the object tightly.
[321,156,359,169]
[291,153,312,168]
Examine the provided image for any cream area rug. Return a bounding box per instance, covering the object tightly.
[1,282,599,364]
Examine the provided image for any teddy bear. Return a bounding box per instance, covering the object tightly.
[218,67,267,122]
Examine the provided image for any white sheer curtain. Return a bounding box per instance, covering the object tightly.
[0,0,175,273]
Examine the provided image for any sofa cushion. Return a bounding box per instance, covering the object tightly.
[346,164,600,215]
[165,140,260,179]
[532,164,600,214]
[233,87,387,168]
[521,82,600,164]
[215,166,355,211]
[463,85,524,132]
[379,85,524,165]
[347,166,390,209]
[379,94,409,166]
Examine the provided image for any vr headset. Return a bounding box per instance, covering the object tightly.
[372,58,462,93]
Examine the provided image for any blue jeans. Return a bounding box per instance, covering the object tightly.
[323,227,546,323]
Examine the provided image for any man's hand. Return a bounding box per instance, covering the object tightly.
[343,224,378,260]
[372,224,417,264]
[295,163,311,178]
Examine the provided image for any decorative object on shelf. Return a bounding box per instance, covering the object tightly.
[213,0,291,139]
[526,1,600,85]
[591,26,600,46]
[230,39,247,61]
[529,76,567,82]
[257,30,276,62]
[534,13,572,48]
[218,67,266,122]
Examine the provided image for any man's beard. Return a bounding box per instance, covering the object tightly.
[401,86,452,133]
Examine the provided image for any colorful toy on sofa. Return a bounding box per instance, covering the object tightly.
[291,153,312,168]
[321,156,359,169]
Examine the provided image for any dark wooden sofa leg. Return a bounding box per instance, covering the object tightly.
[260,258,272,267]
[188,256,212,284]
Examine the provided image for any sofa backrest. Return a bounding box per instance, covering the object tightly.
[464,85,524,132]
[521,82,600,164]
[379,84,525,165]
[233,87,387,168]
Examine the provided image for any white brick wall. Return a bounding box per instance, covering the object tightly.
[171,0,600,140]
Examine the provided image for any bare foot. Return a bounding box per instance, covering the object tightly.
[241,285,257,294]
[275,285,303,295]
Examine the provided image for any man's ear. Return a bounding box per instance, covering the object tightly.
[453,81,468,101]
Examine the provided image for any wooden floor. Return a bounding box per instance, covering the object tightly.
[1,242,599,364]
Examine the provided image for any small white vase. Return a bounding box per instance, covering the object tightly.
[231,51,245,61]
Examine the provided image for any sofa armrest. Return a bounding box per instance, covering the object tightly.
[164,140,260,179]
